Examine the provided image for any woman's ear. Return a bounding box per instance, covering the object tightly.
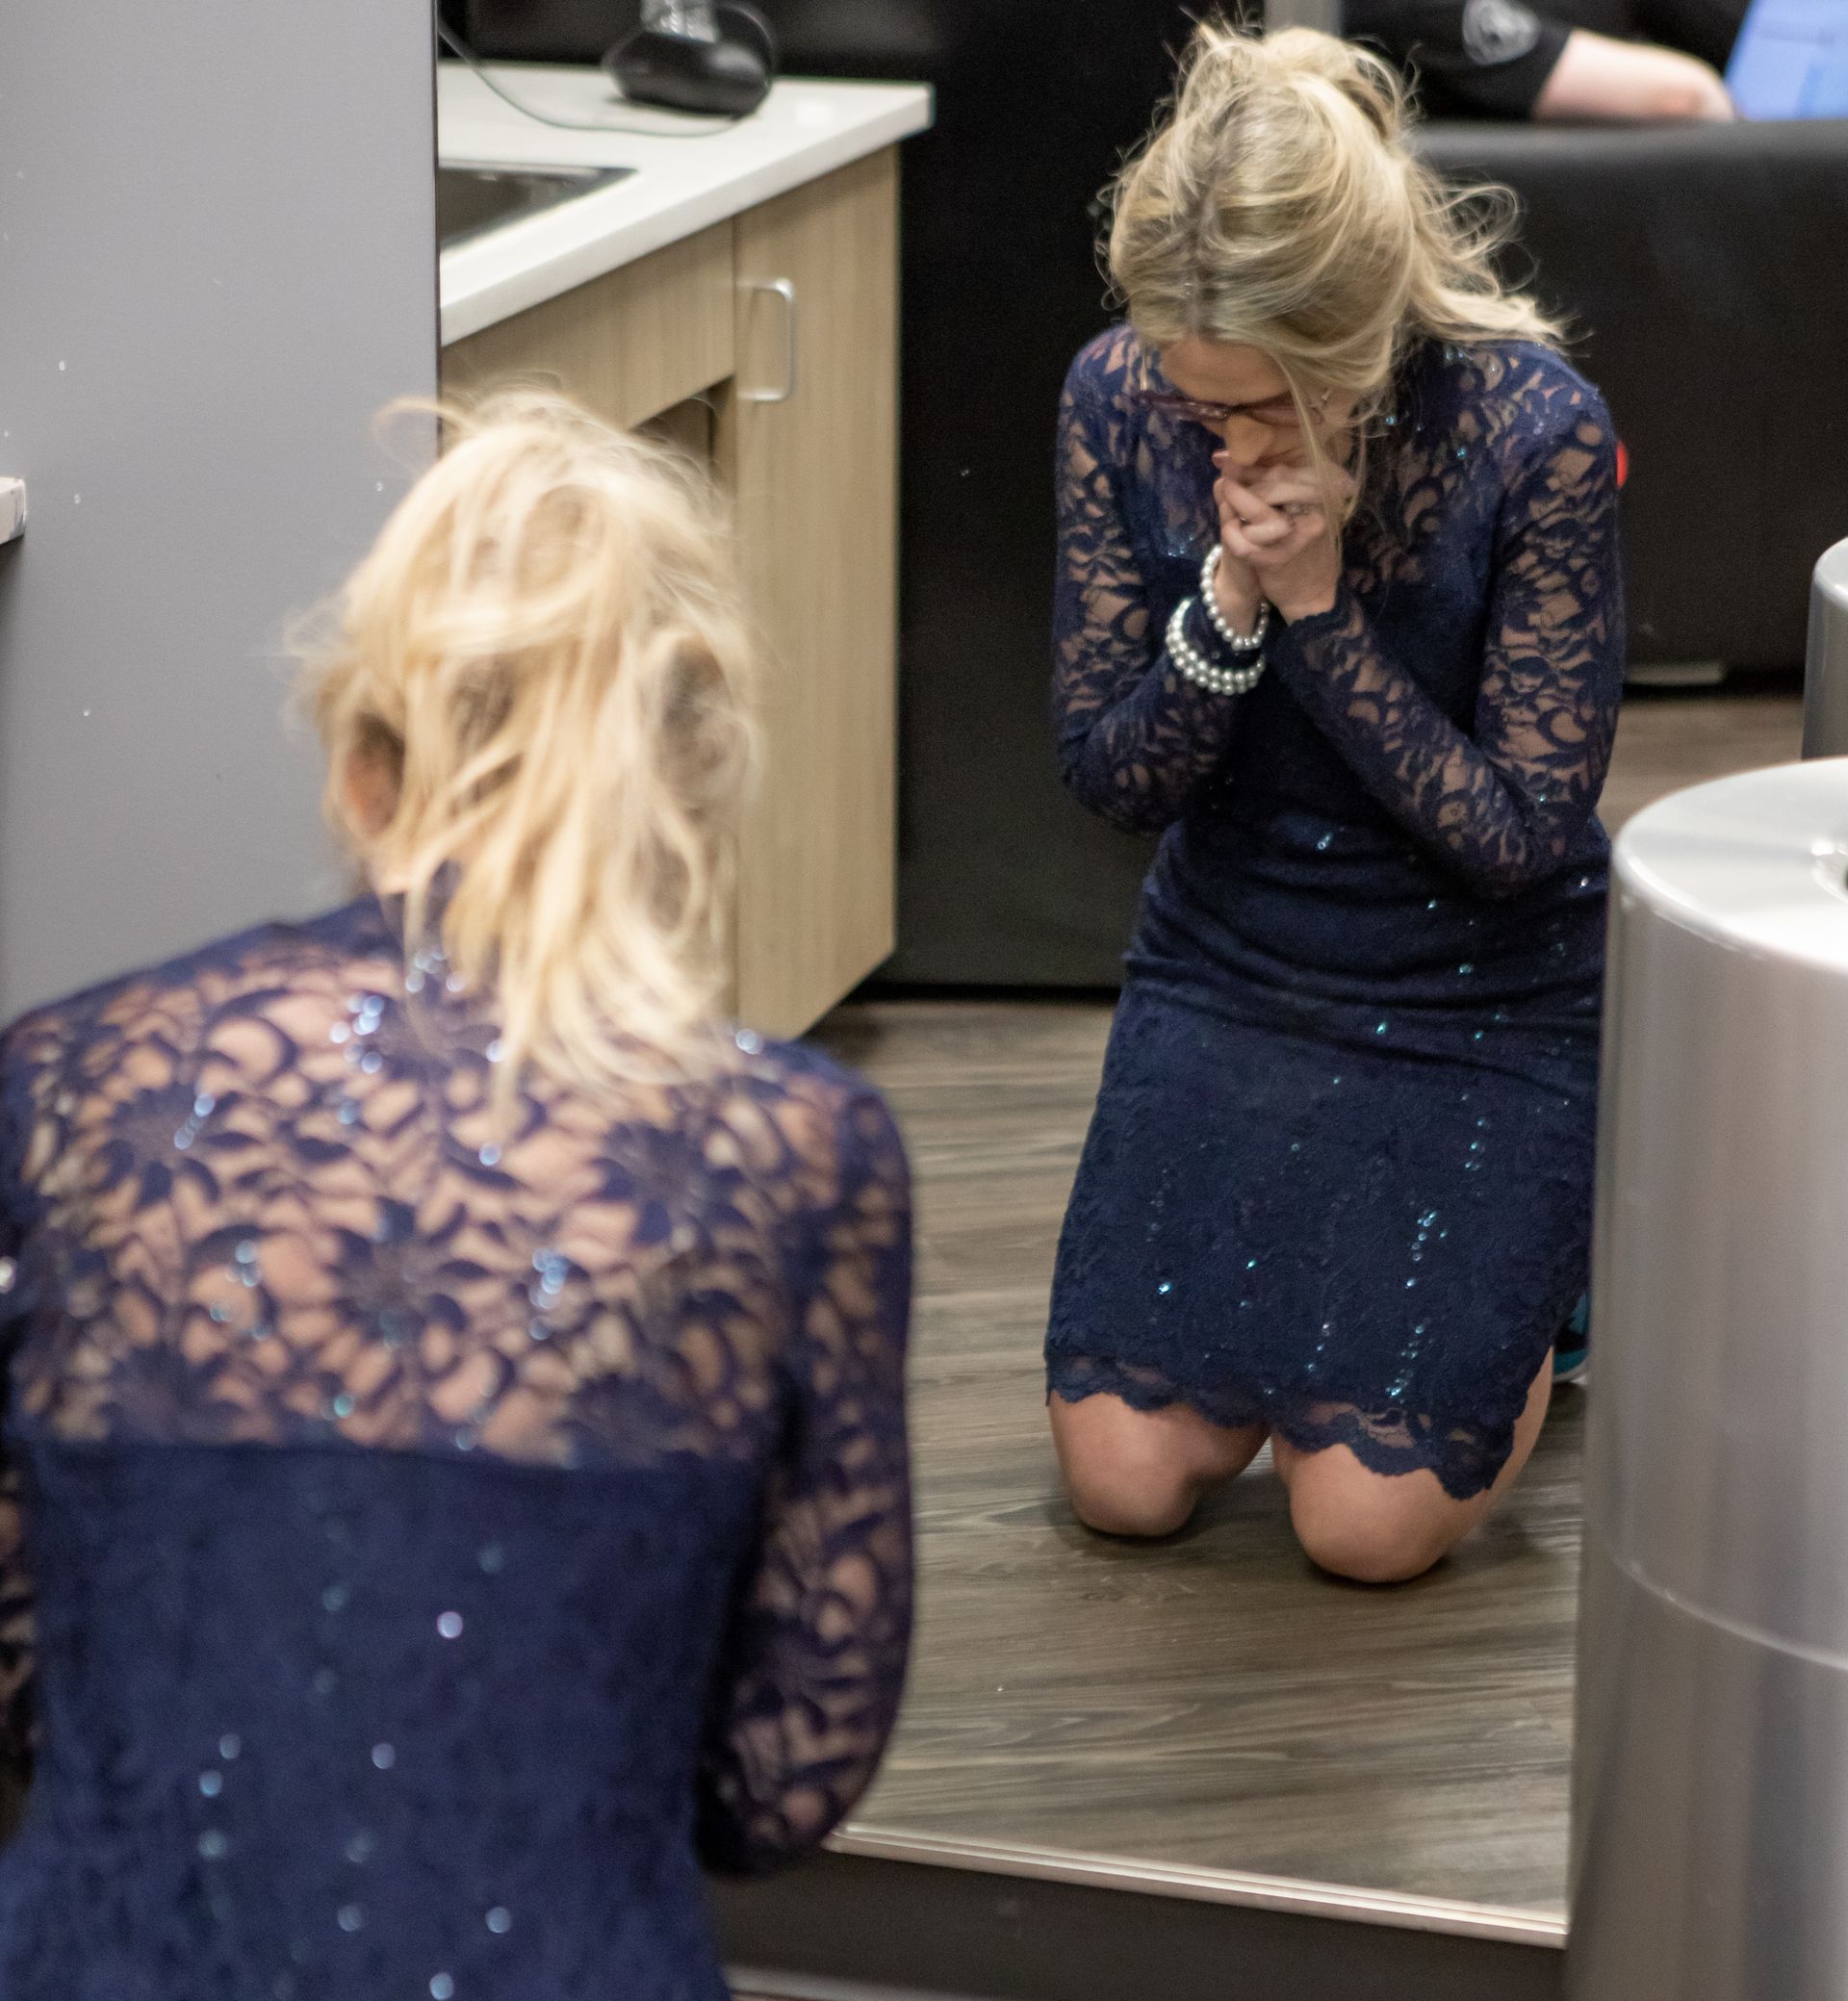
[341,748,399,838]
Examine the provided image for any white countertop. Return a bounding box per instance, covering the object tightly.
[438,63,933,344]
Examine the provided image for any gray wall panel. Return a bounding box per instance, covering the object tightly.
[0,1,438,1016]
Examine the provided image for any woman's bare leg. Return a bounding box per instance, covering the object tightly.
[1270,1356,1554,1584]
[1049,1391,1269,1538]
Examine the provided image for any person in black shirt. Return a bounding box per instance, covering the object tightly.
[1345,0,1749,120]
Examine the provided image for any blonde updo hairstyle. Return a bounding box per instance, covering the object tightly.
[1108,21,1563,518]
[301,390,756,1101]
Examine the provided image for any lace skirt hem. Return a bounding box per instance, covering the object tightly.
[1043,1348,1527,1501]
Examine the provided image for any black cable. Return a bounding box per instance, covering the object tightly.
[437,21,735,138]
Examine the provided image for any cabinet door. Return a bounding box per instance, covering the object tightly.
[443,223,735,433]
[724,149,899,1037]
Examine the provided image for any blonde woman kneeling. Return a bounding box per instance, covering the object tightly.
[0,396,912,2000]
[1045,26,1623,1582]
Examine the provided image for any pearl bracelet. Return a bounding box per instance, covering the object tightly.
[1199,545,1270,653]
[1166,598,1267,697]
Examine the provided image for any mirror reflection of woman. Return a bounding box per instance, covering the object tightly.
[1046,22,1623,1582]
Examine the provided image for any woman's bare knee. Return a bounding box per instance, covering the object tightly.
[1050,1391,1264,1537]
[1052,1407,1197,1535]
[1276,1362,1553,1582]
[1284,1453,1473,1583]
[1292,1507,1453,1584]
[1065,1466,1198,1539]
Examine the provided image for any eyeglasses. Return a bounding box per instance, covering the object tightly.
[1132,384,1334,430]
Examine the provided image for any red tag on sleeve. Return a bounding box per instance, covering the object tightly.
[1615,439,1630,489]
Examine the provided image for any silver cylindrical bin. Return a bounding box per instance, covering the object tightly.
[1568,757,1848,2000]
[1802,538,1848,757]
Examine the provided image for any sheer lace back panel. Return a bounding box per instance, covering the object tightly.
[0,897,911,1996]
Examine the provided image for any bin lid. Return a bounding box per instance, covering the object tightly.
[1616,756,1848,973]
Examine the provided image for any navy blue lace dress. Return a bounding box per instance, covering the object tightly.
[0,896,912,2001]
[1045,327,1625,1499]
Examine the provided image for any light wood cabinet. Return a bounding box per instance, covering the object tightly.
[444,222,736,433]
[442,153,901,1038]
[722,149,899,1038]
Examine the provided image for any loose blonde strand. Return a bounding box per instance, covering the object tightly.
[1107,19,1563,410]
[298,390,757,1112]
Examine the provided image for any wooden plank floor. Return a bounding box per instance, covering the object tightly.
[815,685,1804,1916]
[1598,677,1806,834]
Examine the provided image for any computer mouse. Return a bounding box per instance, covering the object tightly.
[603,23,772,118]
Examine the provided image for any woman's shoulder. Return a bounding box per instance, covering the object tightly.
[696,1037,909,1244]
[1428,338,1615,451]
[1064,323,1148,409]
[1,900,390,1082]
[717,1035,906,1169]
[1397,340,1618,517]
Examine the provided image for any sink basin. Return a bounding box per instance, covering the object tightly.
[437,163,633,248]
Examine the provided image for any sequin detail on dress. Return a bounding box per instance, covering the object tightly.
[0,897,913,1999]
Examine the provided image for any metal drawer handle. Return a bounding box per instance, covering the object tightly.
[740,278,798,405]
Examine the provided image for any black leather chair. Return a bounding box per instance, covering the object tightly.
[1417,110,1848,671]
[1336,0,1848,668]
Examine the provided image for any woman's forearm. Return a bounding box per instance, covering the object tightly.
[1057,631,1248,834]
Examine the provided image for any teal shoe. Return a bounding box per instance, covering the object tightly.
[1553,1295,1590,1387]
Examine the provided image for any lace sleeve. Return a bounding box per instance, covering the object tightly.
[0,1052,37,1819]
[1268,398,1624,895]
[696,1085,913,1875]
[0,1448,28,1834]
[1052,358,1247,834]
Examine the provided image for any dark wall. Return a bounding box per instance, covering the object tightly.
[767,0,1205,987]
[454,0,1208,987]
[443,0,620,59]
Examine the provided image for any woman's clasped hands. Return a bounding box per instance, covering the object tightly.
[1213,450,1353,627]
